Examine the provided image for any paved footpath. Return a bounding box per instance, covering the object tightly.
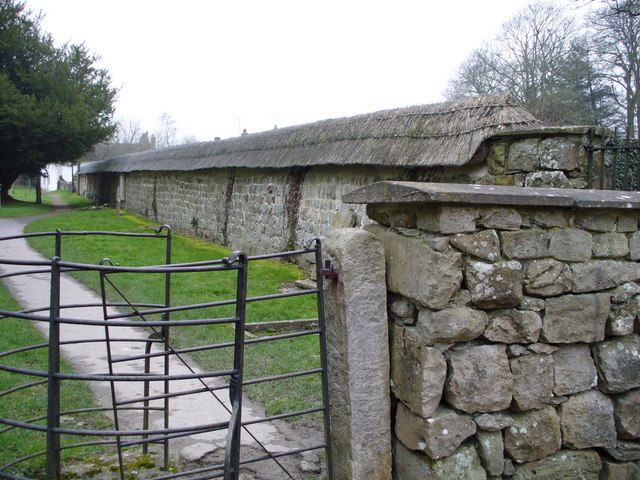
[0,200,321,479]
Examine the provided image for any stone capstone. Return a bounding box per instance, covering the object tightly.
[465,260,524,309]
[547,228,593,262]
[552,344,598,396]
[483,309,542,344]
[510,353,554,411]
[417,307,488,344]
[366,225,462,310]
[511,449,601,480]
[524,259,572,297]
[542,293,609,343]
[476,430,504,477]
[449,230,500,261]
[395,403,476,460]
[559,389,617,449]
[504,406,562,464]
[614,388,640,439]
[593,334,640,393]
[389,324,446,419]
[445,344,513,414]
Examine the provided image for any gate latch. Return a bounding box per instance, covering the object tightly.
[322,260,338,280]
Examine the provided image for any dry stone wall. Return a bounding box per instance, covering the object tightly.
[346,183,640,480]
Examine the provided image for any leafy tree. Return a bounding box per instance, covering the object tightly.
[0,0,116,201]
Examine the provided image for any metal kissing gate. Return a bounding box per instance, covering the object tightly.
[0,226,332,479]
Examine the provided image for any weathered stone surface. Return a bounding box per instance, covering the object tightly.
[571,260,640,293]
[501,230,548,259]
[507,138,540,172]
[600,459,640,480]
[548,228,593,262]
[474,413,514,432]
[508,344,529,358]
[449,230,500,261]
[366,225,463,310]
[417,307,488,344]
[527,343,558,354]
[395,403,476,460]
[511,449,602,480]
[431,444,487,480]
[504,407,562,464]
[540,137,584,171]
[449,289,472,307]
[525,171,573,188]
[592,232,629,258]
[542,293,609,343]
[604,440,640,461]
[331,208,357,229]
[560,389,616,448]
[483,309,542,344]
[530,210,569,228]
[324,228,391,480]
[390,297,415,320]
[476,431,504,477]
[552,344,598,396]
[445,344,513,414]
[615,389,640,439]
[629,231,640,261]
[465,260,524,309]
[617,213,639,233]
[593,334,640,393]
[390,324,446,419]
[612,282,640,303]
[417,206,478,234]
[479,207,522,230]
[608,301,637,336]
[510,354,554,411]
[393,441,433,479]
[576,211,617,232]
[519,296,546,311]
[524,259,572,297]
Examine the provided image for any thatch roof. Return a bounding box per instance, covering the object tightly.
[79,95,543,175]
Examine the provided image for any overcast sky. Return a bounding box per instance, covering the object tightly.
[24,0,580,143]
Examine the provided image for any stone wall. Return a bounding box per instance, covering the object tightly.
[79,128,602,259]
[336,182,640,480]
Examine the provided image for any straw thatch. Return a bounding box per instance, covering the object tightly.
[79,95,543,175]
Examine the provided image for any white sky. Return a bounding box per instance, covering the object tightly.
[24,0,580,143]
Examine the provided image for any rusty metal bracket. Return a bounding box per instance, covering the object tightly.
[321,260,338,280]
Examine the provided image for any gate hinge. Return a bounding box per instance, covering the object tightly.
[322,260,338,280]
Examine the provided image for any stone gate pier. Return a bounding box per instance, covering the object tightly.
[323,181,640,479]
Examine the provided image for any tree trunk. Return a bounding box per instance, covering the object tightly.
[0,172,20,203]
[35,176,42,204]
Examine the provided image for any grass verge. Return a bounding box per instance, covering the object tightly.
[0,280,110,477]
[24,208,322,419]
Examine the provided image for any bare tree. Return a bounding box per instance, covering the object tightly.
[574,0,639,16]
[155,112,178,148]
[112,118,142,143]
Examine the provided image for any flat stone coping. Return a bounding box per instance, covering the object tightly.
[342,181,640,209]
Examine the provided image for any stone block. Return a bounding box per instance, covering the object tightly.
[592,232,629,258]
[390,324,447,419]
[417,206,478,234]
[501,230,548,259]
[504,407,562,464]
[395,403,476,460]
[479,207,522,230]
[465,260,524,309]
[367,225,463,310]
[511,449,601,480]
[614,388,640,439]
[476,431,504,477]
[604,440,640,461]
[431,444,487,480]
[572,261,640,293]
[487,141,507,175]
[542,293,609,343]
[483,309,541,344]
[524,171,572,188]
[449,230,500,261]
[474,413,514,432]
[552,344,598,396]
[529,209,569,228]
[617,213,638,232]
[600,459,640,480]
[539,137,584,171]
[390,297,415,321]
[576,211,617,232]
[519,296,545,311]
[417,307,488,344]
[548,228,593,262]
[630,232,640,261]
[608,301,637,336]
[524,259,572,297]
[611,282,640,303]
[506,138,540,172]
[510,353,554,411]
[593,334,640,394]
[393,441,433,479]
[560,389,617,449]
[445,344,513,414]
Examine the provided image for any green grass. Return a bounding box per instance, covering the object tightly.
[24,208,323,418]
[0,280,110,477]
[46,190,93,208]
[0,201,51,218]
[7,185,37,203]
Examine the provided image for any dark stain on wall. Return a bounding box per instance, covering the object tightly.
[222,168,236,245]
[284,167,310,250]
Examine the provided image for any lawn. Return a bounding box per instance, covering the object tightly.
[24,208,323,419]
[0,187,92,218]
[0,280,110,477]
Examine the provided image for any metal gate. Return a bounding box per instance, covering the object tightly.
[0,226,332,479]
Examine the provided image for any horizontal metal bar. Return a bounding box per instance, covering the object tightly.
[246,247,315,261]
[115,385,226,405]
[243,368,322,386]
[0,379,48,399]
[238,443,327,466]
[241,406,325,426]
[244,328,320,345]
[52,419,230,437]
[54,369,237,382]
[106,299,236,319]
[246,288,318,303]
